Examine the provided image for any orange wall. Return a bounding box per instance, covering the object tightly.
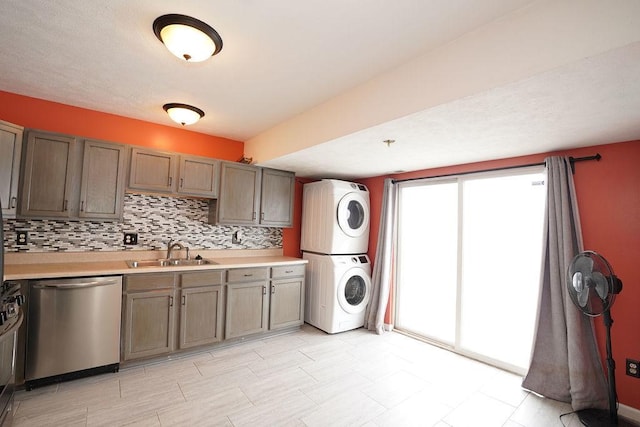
[360,140,640,410]
[0,90,244,159]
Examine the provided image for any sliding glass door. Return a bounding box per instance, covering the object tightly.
[395,167,546,372]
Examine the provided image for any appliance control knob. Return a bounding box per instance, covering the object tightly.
[15,294,25,306]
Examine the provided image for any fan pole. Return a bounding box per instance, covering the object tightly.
[604,309,619,425]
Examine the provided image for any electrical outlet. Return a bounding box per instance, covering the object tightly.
[124,233,138,245]
[626,359,640,378]
[16,230,28,245]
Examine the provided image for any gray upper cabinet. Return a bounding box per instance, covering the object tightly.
[79,139,126,219]
[213,162,295,227]
[177,155,219,198]
[19,130,76,218]
[217,162,262,225]
[260,168,295,227]
[0,120,23,218]
[128,147,176,193]
[128,147,219,198]
[19,130,126,220]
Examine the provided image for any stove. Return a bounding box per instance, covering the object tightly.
[0,281,24,427]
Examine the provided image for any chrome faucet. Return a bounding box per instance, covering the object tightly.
[167,239,189,260]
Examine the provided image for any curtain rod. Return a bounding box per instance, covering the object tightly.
[392,153,601,184]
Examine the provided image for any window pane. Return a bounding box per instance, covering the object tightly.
[459,170,546,370]
[396,182,458,345]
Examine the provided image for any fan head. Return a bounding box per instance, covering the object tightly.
[567,251,623,316]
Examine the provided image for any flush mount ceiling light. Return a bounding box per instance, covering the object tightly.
[153,14,223,62]
[163,103,205,125]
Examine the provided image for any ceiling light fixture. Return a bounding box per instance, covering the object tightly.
[163,103,205,125]
[383,139,396,147]
[153,14,223,62]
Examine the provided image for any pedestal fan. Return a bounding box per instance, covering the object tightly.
[567,250,624,426]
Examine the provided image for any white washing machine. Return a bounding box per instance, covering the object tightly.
[301,179,370,255]
[303,252,372,334]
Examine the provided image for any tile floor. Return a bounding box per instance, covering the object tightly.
[14,324,584,427]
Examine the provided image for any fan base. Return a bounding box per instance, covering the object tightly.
[576,408,638,426]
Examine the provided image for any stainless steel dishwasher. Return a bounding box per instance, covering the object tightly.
[25,276,122,389]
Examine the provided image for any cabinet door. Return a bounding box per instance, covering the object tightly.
[217,162,261,225]
[225,282,269,338]
[178,155,219,197]
[128,147,176,193]
[260,168,295,227]
[179,285,223,349]
[19,131,75,218]
[0,120,23,218]
[79,140,126,219]
[123,289,176,360]
[270,277,304,330]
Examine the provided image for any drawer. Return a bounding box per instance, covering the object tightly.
[181,271,224,288]
[227,267,269,283]
[271,264,305,279]
[124,273,176,292]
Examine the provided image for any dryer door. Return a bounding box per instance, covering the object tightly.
[337,267,371,314]
[336,192,369,237]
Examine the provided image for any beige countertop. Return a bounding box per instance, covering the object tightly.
[4,249,307,280]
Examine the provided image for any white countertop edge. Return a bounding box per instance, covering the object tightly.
[4,255,307,281]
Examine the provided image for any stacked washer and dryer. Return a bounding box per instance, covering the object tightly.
[301,179,372,333]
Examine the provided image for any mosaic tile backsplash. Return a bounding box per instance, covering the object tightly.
[3,193,282,253]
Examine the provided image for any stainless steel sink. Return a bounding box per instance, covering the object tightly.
[126,259,217,268]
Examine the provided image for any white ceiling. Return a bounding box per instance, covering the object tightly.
[1,1,639,179]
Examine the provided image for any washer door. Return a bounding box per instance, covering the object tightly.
[337,267,371,314]
[336,192,369,237]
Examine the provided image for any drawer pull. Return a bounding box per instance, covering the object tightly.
[285,270,293,274]
[243,274,253,277]
[182,295,186,305]
[262,286,266,295]
[169,296,174,307]
[271,285,275,294]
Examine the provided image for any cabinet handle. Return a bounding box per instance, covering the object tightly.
[180,178,183,188]
[182,295,186,305]
[285,270,293,274]
[63,199,68,211]
[10,196,16,209]
[262,286,266,295]
[169,296,174,307]
[80,200,84,212]
[243,274,253,277]
[271,285,275,294]
[260,212,264,220]
[168,177,172,186]
[252,211,256,220]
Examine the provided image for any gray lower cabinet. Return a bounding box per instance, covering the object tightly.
[179,271,224,349]
[270,265,305,330]
[225,268,270,339]
[122,274,177,361]
[0,120,23,218]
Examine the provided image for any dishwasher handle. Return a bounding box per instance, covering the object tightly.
[32,278,121,289]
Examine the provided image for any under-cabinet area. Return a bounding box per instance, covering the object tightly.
[121,263,304,363]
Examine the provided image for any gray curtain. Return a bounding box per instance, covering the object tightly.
[364,178,396,335]
[522,156,608,410]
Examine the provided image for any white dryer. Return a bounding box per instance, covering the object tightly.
[301,179,370,255]
[303,252,372,334]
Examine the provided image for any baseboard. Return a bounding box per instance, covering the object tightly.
[620,403,640,424]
